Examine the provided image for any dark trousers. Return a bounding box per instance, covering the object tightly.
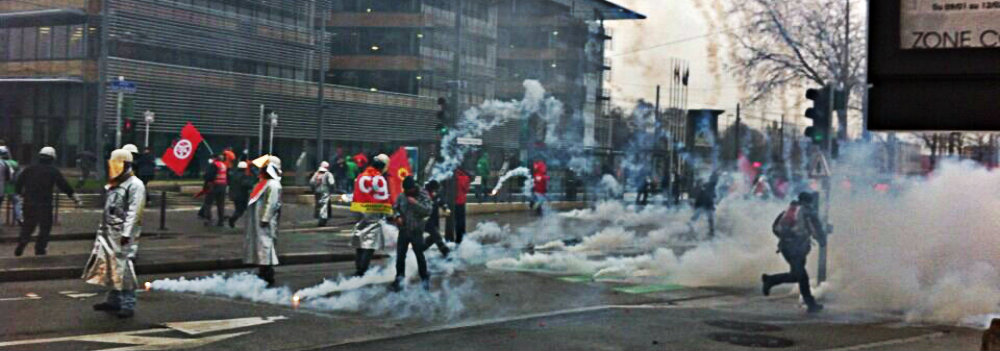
[230,196,248,223]
[454,204,466,244]
[257,265,275,285]
[421,223,449,255]
[395,230,429,280]
[19,204,53,254]
[636,188,649,205]
[354,248,375,276]
[199,186,226,223]
[137,175,154,186]
[767,247,816,306]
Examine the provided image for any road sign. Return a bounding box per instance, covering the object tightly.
[456,137,482,146]
[808,152,831,179]
[110,80,137,94]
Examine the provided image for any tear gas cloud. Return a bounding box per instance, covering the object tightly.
[431,80,561,182]
[153,93,1000,328]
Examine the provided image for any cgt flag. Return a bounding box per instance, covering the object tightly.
[387,147,412,205]
[162,122,203,176]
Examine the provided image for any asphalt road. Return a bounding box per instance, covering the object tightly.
[0,257,980,351]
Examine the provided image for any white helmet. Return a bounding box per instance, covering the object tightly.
[237,161,248,169]
[374,154,390,173]
[39,146,56,159]
[122,144,139,155]
[266,156,283,180]
[319,161,330,171]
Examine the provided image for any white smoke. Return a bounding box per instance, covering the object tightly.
[431,80,562,182]
[154,146,1000,327]
[490,167,532,196]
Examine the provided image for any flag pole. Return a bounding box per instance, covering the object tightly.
[202,140,215,156]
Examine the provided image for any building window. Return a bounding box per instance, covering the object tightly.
[68,25,84,58]
[52,26,68,59]
[22,27,37,60]
[7,28,21,60]
[37,27,53,60]
[0,28,7,60]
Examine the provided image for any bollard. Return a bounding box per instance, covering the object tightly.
[159,191,167,230]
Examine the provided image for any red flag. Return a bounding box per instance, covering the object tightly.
[162,123,203,176]
[388,147,412,205]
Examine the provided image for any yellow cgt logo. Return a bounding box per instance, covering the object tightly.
[397,167,411,180]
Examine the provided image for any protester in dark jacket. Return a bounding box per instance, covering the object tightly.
[198,154,228,226]
[389,176,433,292]
[421,180,450,257]
[762,192,827,313]
[227,161,254,228]
[135,147,157,185]
[15,147,80,256]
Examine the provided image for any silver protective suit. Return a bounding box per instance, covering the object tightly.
[351,213,385,251]
[82,175,145,290]
[244,178,281,265]
[312,170,336,221]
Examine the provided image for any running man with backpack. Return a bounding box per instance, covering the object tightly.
[761,191,827,313]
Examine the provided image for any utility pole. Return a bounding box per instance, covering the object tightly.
[143,110,155,148]
[315,0,327,164]
[655,85,662,175]
[258,104,264,155]
[445,0,462,242]
[779,114,785,162]
[838,0,851,141]
[734,103,741,162]
[95,0,111,178]
[114,76,125,148]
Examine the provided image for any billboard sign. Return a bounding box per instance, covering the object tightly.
[900,0,1000,49]
[868,1,1000,131]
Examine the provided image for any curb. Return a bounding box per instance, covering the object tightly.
[0,232,180,243]
[0,251,382,282]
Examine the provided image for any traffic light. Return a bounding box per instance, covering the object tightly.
[804,86,832,145]
[123,118,136,144]
[436,97,448,136]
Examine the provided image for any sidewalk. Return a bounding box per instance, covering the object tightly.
[0,202,556,282]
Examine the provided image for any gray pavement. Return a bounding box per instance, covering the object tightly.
[0,261,980,351]
[0,206,984,350]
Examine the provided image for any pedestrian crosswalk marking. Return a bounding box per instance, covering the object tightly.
[0,316,285,350]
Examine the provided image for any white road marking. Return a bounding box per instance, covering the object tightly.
[0,293,42,302]
[163,316,288,336]
[0,316,286,350]
[817,332,946,351]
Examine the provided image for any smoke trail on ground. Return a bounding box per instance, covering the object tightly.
[154,143,1000,326]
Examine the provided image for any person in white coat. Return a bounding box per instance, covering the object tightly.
[87,149,145,318]
[244,155,282,287]
[311,161,336,227]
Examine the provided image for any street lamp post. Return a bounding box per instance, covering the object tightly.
[114,76,125,148]
[268,112,278,155]
[143,110,155,148]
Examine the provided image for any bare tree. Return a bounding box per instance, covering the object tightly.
[727,0,866,140]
